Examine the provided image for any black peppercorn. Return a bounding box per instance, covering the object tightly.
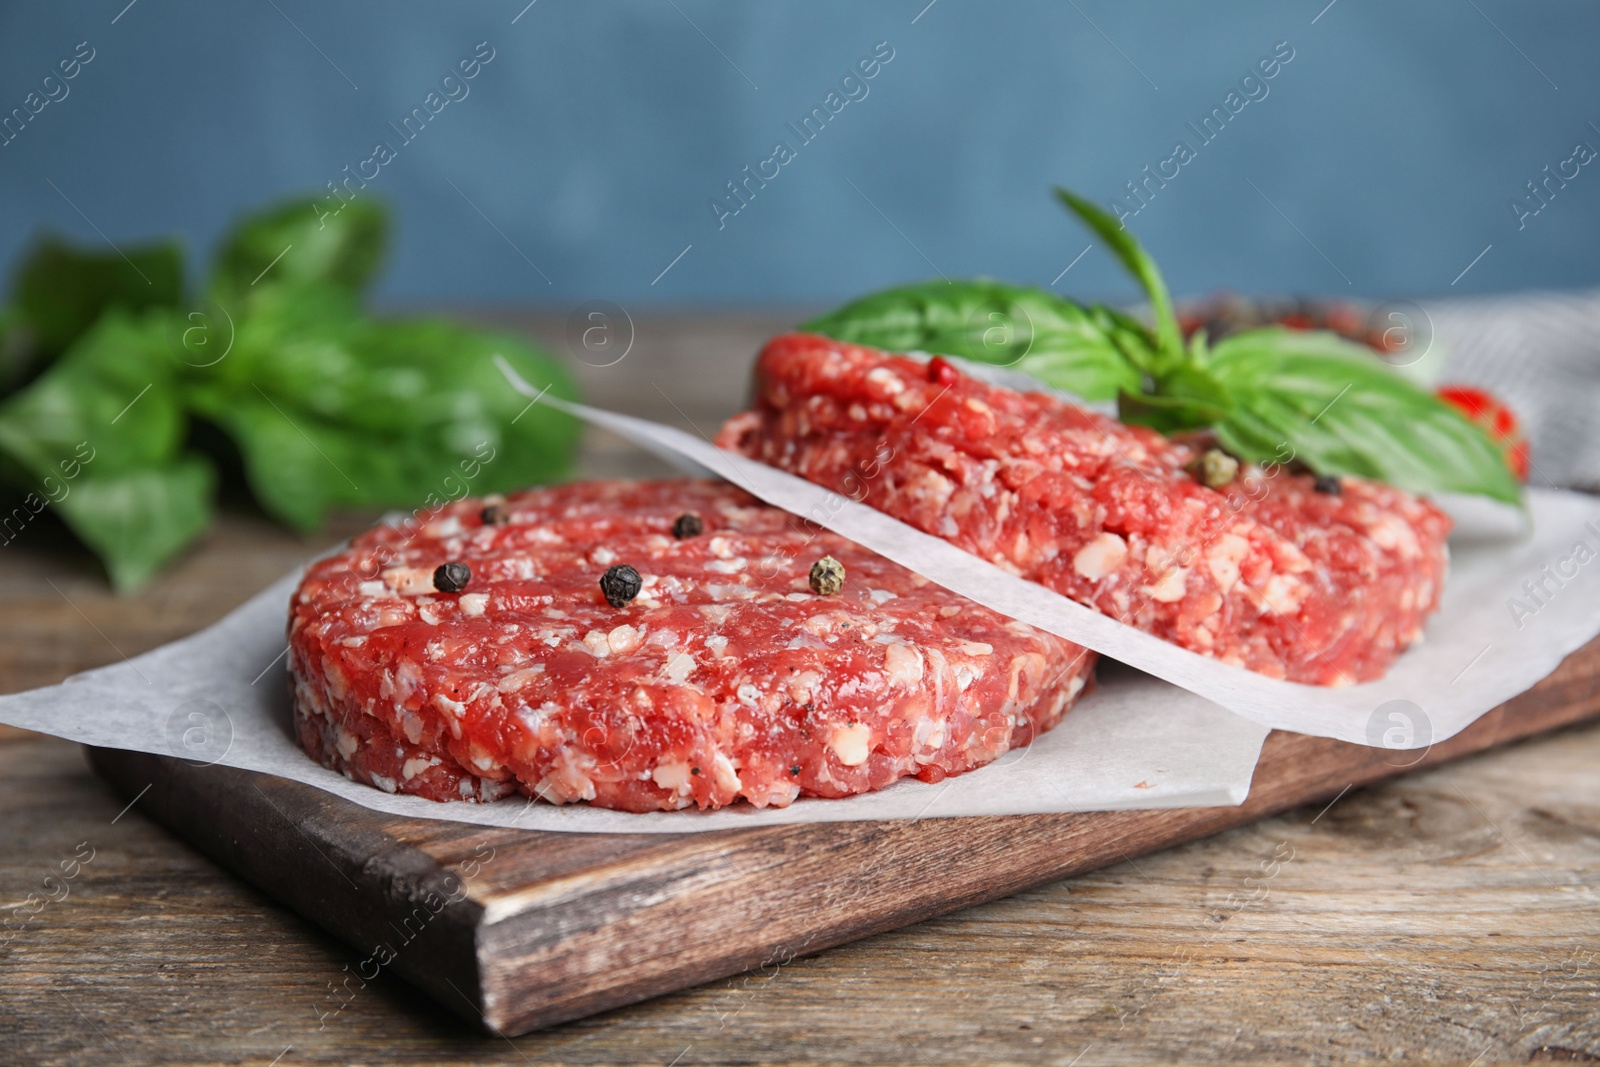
[433,562,471,593]
[789,765,801,776]
[599,563,642,607]
[1313,474,1342,495]
[672,512,703,539]
[480,503,507,525]
[809,555,846,596]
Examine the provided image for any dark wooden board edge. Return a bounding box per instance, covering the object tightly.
[86,635,1600,1036]
[84,745,491,1023]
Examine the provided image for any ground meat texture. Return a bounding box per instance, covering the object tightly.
[715,333,1454,686]
[289,480,1095,812]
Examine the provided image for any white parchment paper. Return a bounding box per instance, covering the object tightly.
[3,378,1594,832]
[0,569,1269,831]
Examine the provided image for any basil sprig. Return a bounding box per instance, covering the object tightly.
[802,186,1523,506]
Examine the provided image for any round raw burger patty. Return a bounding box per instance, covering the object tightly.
[289,480,1095,812]
[718,333,1453,685]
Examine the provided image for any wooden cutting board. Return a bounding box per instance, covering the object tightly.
[86,635,1600,1038]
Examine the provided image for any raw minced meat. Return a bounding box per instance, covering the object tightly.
[716,333,1453,685]
[289,480,1095,812]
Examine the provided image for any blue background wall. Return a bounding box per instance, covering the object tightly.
[1,1,1595,308]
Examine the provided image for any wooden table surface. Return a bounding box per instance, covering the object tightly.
[2,315,1597,1066]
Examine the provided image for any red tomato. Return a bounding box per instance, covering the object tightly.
[1436,385,1530,481]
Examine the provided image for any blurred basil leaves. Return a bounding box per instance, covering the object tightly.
[0,197,580,590]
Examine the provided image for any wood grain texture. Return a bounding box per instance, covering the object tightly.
[80,635,1600,1040]
[3,314,1599,1064]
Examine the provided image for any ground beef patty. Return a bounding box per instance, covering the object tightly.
[289,480,1095,812]
[716,333,1452,686]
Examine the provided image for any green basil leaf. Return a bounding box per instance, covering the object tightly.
[802,279,1146,401]
[13,236,184,354]
[210,197,387,301]
[0,311,216,589]
[52,458,215,591]
[1118,363,1233,434]
[0,308,45,397]
[1206,328,1523,505]
[1054,187,1184,367]
[180,296,582,530]
[1210,404,1294,465]
[0,312,185,478]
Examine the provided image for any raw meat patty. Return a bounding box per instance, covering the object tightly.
[289,480,1095,812]
[716,333,1453,685]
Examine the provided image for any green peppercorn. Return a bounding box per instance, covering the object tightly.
[809,555,846,596]
[599,563,643,607]
[1195,448,1240,489]
[433,562,471,593]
